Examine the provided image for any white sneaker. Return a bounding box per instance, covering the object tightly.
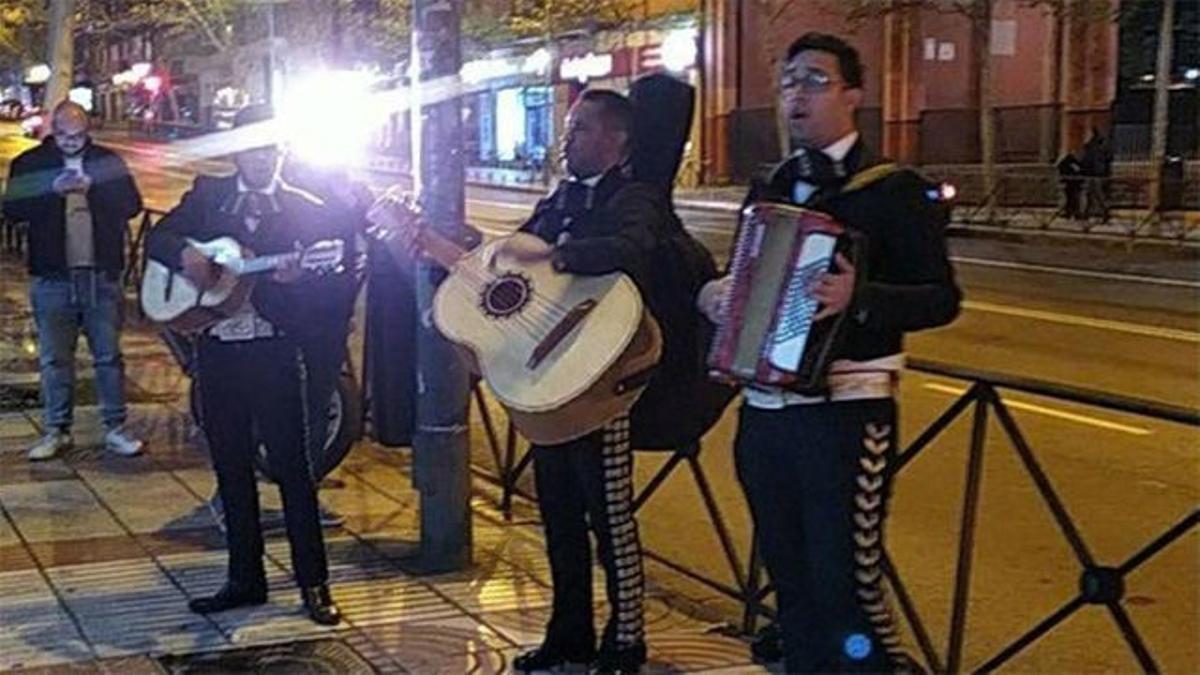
[105,427,145,457]
[28,431,72,461]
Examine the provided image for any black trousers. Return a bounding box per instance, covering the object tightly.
[532,415,644,654]
[197,337,329,588]
[735,399,904,673]
[300,335,346,464]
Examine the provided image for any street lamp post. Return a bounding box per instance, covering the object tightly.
[407,0,473,573]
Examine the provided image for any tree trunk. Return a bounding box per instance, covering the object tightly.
[42,0,76,117]
[408,0,473,573]
[976,0,996,218]
[1149,0,1174,213]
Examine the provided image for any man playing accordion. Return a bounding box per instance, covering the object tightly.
[699,33,961,673]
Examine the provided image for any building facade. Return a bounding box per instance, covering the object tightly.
[703,0,1198,183]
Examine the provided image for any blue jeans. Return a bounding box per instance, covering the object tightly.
[29,271,128,432]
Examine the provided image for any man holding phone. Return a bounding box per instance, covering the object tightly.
[2,101,144,460]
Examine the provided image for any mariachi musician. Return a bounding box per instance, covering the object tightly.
[145,104,354,626]
[699,33,960,673]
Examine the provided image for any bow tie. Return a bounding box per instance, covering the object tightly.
[790,147,844,189]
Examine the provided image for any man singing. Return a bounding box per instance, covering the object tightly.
[700,33,960,673]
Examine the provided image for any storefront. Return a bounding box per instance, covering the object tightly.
[460,19,703,187]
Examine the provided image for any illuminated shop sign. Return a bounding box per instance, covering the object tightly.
[559,52,614,83]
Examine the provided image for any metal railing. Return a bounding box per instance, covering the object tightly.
[473,359,1199,673]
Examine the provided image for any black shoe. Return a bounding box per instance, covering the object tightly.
[301,584,342,626]
[595,642,647,674]
[513,644,595,672]
[750,622,784,664]
[188,581,267,614]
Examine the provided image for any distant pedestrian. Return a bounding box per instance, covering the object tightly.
[1057,148,1084,220]
[1081,128,1112,222]
[2,101,145,461]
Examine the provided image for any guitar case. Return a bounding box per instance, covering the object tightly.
[627,74,737,450]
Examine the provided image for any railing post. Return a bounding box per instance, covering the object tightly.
[946,383,991,674]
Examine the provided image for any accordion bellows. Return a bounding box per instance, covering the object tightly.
[708,202,860,395]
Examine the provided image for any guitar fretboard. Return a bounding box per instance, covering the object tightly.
[235,252,298,276]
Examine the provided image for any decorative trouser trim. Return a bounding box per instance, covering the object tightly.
[852,420,909,668]
[601,415,645,647]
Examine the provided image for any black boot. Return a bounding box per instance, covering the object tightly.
[512,643,595,672]
[188,581,267,614]
[595,642,647,674]
[301,584,341,626]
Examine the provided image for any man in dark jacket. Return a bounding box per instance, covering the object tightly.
[699,34,960,673]
[511,89,665,675]
[2,101,144,461]
[144,105,354,626]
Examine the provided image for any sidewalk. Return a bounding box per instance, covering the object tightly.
[0,255,762,674]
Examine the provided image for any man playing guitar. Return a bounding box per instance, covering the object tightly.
[507,88,667,675]
[144,104,355,626]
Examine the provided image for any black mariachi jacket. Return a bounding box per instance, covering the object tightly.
[144,174,357,347]
[2,137,143,277]
[519,166,667,293]
[750,140,961,362]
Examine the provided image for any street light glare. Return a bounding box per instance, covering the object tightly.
[277,69,392,167]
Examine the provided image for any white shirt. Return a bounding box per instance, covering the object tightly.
[63,155,94,268]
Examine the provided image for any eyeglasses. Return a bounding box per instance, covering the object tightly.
[780,70,843,94]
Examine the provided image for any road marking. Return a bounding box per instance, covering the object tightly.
[962,300,1200,344]
[921,382,1152,436]
[952,256,1200,289]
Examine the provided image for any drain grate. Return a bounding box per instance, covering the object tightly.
[158,638,377,674]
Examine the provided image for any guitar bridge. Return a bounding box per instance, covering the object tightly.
[526,299,597,370]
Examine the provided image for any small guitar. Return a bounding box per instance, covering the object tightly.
[367,190,662,445]
[140,236,344,332]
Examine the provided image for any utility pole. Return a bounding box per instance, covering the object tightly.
[407,0,473,573]
[43,0,77,114]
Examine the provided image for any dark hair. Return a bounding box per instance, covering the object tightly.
[579,88,634,139]
[785,32,864,90]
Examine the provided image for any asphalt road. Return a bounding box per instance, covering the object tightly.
[2,123,1196,672]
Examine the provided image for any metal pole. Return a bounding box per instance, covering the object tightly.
[407,0,473,573]
[267,4,275,103]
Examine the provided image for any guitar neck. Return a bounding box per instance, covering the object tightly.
[237,252,297,276]
[380,223,468,271]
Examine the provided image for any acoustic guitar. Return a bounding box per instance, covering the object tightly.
[366,192,661,445]
[140,236,344,332]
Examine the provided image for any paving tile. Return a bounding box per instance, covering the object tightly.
[136,528,226,558]
[358,620,512,675]
[0,449,77,486]
[0,569,94,670]
[0,480,125,543]
[318,469,415,523]
[426,558,554,617]
[76,469,207,534]
[645,630,758,673]
[0,411,39,450]
[0,504,21,545]
[0,541,36,572]
[167,468,216,501]
[154,550,334,647]
[25,533,144,568]
[46,559,226,658]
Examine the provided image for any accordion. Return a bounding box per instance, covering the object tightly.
[707,202,862,394]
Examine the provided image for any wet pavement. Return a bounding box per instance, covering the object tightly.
[0,255,764,674]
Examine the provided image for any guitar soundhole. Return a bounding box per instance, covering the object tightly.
[482,273,532,318]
